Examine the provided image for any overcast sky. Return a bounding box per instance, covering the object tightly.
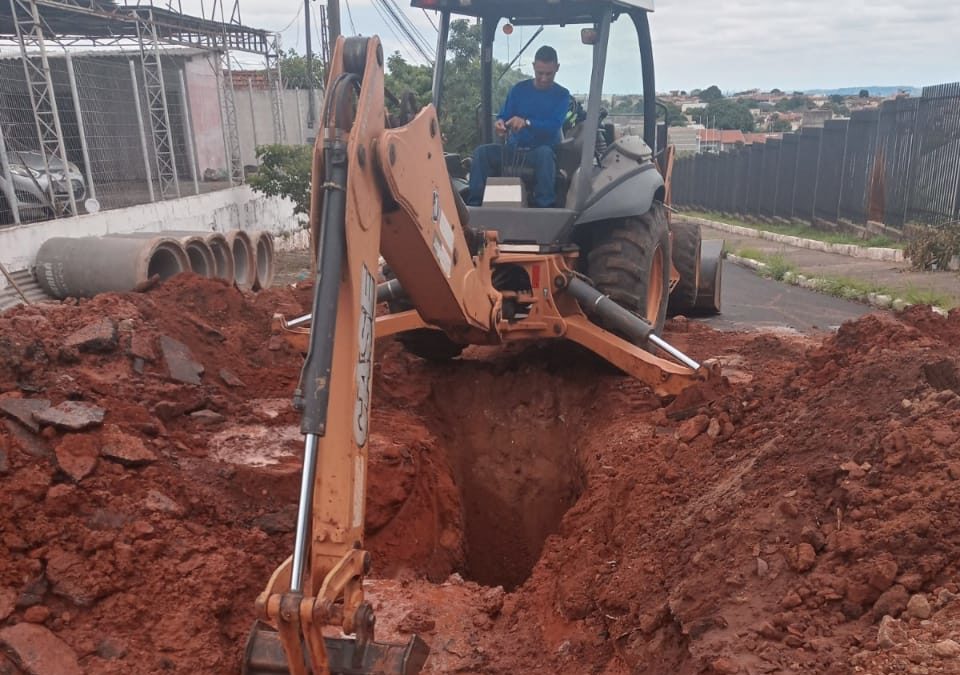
[222,0,959,93]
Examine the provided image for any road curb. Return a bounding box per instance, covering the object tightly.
[677,214,905,263]
[725,253,948,316]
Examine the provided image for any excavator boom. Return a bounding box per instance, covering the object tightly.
[247,34,718,675]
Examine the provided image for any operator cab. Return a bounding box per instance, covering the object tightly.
[411,0,663,248]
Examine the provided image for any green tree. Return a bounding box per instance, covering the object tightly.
[698,84,724,102]
[248,144,313,218]
[689,99,755,132]
[279,48,324,90]
[659,100,687,127]
[828,94,846,105]
[775,94,813,112]
[438,19,526,154]
[766,114,792,132]
[859,89,870,98]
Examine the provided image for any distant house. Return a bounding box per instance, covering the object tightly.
[668,127,700,156]
[743,133,783,145]
[697,129,745,152]
[801,109,833,128]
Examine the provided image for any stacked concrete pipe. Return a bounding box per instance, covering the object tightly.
[202,232,235,282]
[35,235,190,299]
[224,230,256,290]
[249,230,276,290]
[106,232,216,278]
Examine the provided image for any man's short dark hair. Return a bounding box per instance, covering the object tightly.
[534,45,558,64]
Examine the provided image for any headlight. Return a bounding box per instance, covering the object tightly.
[68,162,80,174]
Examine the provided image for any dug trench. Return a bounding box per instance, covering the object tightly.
[0,274,960,675]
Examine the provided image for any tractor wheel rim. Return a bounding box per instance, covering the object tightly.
[646,244,665,325]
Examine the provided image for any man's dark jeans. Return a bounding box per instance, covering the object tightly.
[467,144,557,208]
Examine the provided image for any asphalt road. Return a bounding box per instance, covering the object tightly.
[698,260,871,334]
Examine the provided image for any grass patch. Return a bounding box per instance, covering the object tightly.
[731,259,956,310]
[762,254,794,281]
[685,210,903,249]
[733,247,765,262]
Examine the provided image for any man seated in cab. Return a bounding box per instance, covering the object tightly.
[467,45,570,208]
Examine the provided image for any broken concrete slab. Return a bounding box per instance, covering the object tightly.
[159,336,204,385]
[143,489,184,516]
[0,588,15,621]
[3,420,50,459]
[190,409,225,425]
[0,622,82,675]
[0,398,51,434]
[99,424,157,466]
[129,332,156,363]
[32,401,105,432]
[54,435,99,481]
[63,318,118,353]
[219,368,245,387]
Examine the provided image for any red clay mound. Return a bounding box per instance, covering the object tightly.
[0,275,958,675]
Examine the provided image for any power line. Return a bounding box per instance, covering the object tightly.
[371,0,419,64]
[343,0,357,35]
[375,0,432,64]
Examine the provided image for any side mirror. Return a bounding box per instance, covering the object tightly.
[580,28,597,45]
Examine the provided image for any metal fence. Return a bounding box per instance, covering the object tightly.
[672,82,960,231]
[0,49,232,226]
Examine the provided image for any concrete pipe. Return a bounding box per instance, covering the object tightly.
[35,235,189,299]
[224,230,256,290]
[203,232,235,282]
[146,230,233,281]
[105,232,216,278]
[179,235,216,278]
[250,230,276,291]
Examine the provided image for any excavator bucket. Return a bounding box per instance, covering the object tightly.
[243,621,429,675]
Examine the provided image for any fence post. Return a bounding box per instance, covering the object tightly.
[0,123,22,225]
[64,51,96,205]
[177,68,201,195]
[129,59,156,203]
[247,76,259,155]
[294,88,304,144]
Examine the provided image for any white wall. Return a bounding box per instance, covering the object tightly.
[0,185,307,291]
[234,86,318,165]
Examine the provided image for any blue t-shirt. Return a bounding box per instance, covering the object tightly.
[498,79,571,149]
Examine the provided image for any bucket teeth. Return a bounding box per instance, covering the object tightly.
[243,621,430,675]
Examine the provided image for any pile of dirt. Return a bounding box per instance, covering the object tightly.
[1,275,958,675]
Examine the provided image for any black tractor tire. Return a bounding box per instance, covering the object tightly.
[667,219,702,316]
[382,265,465,361]
[586,204,671,340]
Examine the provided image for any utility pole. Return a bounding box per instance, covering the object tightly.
[327,0,341,56]
[305,0,315,128]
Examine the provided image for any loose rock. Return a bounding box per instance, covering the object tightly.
[906,594,931,620]
[99,424,157,466]
[63,318,118,353]
[932,640,960,658]
[0,398,51,433]
[0,623,82,675]
[33,401,105,432]
[159,336,204,385]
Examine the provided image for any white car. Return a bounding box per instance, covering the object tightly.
[0,150,86,224]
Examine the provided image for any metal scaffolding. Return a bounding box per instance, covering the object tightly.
[0,0,282,209]
[136,10,181,198]
[8,0,77,216]
[267,34,286,144]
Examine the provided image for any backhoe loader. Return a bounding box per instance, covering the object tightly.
[244,2,722,673]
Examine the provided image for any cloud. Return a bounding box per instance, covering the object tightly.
[219,0,959,91]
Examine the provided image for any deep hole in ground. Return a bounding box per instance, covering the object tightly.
[424,358,592,590]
